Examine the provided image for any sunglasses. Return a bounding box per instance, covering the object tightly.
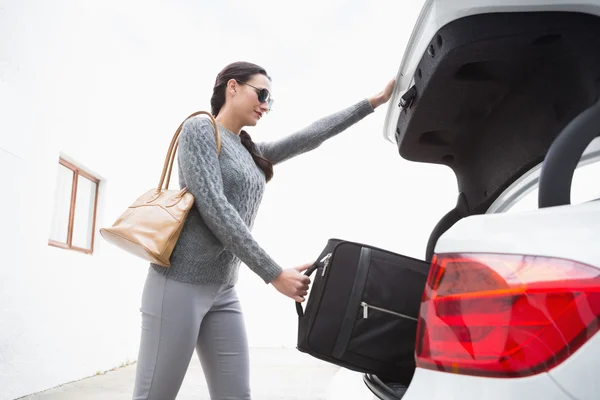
[236,80,274,112]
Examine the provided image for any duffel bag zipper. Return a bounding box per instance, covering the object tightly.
[320,253,332,276]
[360,302,418,321]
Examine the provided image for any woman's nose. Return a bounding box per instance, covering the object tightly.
[259,102,269,113]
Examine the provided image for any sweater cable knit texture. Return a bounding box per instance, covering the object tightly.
[150,99,374,285]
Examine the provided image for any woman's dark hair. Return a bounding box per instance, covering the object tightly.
[210,61,274,182]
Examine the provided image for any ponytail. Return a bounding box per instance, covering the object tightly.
[239,130,274,182]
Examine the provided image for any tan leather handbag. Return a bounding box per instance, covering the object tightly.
[99,111,221,267]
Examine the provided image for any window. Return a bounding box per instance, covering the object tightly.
[504,161,600,214]
[487,137,600,214]
[49,158,100,254]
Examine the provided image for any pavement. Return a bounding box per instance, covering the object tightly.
[18,347,343,400]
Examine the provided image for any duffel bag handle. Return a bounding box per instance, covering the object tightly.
[295,262,320,318]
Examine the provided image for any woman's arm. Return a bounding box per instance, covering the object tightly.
[255,79,395,165]
[255,99,374,165]
[178,117,283,283]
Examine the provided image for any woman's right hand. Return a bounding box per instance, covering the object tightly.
[272,263,312,302]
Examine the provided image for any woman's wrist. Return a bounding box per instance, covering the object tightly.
[368,95,384,109]
[368,78,396,110]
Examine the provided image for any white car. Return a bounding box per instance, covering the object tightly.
[329,0,600,399]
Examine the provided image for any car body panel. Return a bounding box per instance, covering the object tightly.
[548,331,600,400]
[402,367,573,400]
[435,200,600,269]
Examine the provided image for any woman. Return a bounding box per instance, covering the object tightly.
[133,61,395,399]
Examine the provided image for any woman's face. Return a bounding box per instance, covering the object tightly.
[231,73,273,127]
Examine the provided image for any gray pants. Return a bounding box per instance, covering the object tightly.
[132,268,251,399]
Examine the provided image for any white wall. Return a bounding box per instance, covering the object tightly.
[1,2,150,399]
[1,1,455,398]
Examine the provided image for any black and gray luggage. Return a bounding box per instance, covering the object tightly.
[296,239,430,385]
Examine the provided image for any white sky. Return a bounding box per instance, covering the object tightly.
[3,0,462,347]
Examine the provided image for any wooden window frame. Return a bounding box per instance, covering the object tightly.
[48,158,100,254]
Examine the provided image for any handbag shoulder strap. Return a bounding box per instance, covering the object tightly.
[159,111,221,191]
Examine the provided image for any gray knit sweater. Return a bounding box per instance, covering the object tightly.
[151,99,374,285]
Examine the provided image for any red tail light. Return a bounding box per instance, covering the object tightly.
[416,253,600,378]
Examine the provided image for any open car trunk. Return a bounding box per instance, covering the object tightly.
[393,10,600,262]
[372,9,600,399]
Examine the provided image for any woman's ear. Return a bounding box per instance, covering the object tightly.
[226,79,238,96]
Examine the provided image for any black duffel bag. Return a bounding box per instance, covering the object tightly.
[296,239,430,385]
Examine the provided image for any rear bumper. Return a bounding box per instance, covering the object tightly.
[402,368,571,400]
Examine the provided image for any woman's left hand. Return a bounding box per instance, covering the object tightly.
[368,78,396,109]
